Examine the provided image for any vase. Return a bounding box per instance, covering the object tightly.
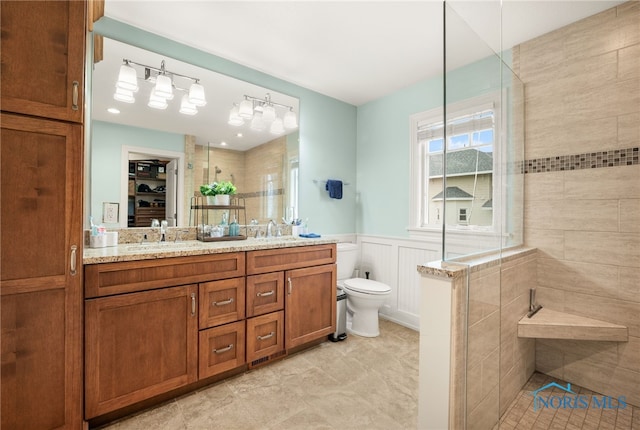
[205,196,216,205]
[214,194,230,206]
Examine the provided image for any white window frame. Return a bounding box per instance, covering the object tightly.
[408,92,504,237]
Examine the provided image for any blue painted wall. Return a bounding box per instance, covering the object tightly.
[91,120,184,225]
[356,53,506,237]
[93,18,357,235]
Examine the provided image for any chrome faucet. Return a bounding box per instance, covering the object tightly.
[160,220,168,242]
[266,219,277,238]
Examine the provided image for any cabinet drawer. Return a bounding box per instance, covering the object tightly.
[246,311,284,363]
[199,321,246,379]
[246,272,284,317]
[246,244,336,275]
[85,253,245,298]
[199,278,245,329]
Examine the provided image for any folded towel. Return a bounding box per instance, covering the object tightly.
[325,179,343,199]
[299,233,321,238]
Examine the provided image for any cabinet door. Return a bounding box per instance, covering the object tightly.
[246,311,284,363]
[285,264,337,349]
[199,277,245,329]
[199,321,246,379]
[1,113,83,429]
[85,285,198,418]
[0,1,85,122]
[246,272,285,317]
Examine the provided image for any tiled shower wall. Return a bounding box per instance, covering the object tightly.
[464,251,537,430]
[515,1,639,406]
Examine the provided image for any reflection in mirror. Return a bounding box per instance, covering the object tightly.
[90,37,299,228]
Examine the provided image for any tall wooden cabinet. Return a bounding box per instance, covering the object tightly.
[1,1,86,429]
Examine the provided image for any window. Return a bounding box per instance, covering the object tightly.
[409,94,500,232]
[458,208,468,223]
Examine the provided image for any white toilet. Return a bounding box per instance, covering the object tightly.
[337,242,391,337]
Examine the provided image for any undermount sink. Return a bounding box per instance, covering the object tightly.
[125,241,204,252]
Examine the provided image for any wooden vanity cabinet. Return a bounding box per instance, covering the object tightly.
[285,265,337,349]
[246,272,285,317]
[1,1,85,123]
[0,115,84,429]
[246,311,285,363]
[85,285,199,418]
[246,244,337,352]
[1,1,87,428]
[199,321,246,379]
[198,277,246,379]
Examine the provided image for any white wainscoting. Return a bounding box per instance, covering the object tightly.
[326,232,501,331]
[356,235,442,331]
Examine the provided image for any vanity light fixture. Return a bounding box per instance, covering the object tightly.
[113,58,206,115]
[231,93,298,134]
[228,103,245,126]
[179,94,198,115]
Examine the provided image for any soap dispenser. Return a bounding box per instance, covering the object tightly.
[229,215,239,236]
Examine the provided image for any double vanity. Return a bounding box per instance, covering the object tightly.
[83,237,337,424]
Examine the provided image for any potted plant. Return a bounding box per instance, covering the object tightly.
[199,181,237,205]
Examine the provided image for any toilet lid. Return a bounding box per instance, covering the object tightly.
[343,278,391,295]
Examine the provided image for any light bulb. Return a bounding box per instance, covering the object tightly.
[238,99,254,118]
[153,74,173,99]
[228,105,244,126]
[116,63,138,92]
[179,94,198,115]
[188,82,206,106]
[283,109,298,129]
[270,117,285,134]
[148,92,168,109]
[113,87,135,103]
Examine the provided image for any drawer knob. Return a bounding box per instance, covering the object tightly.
[213,298,234,306]
[257,331,275,341]
[213,344,234,354]
[256,290,274,297]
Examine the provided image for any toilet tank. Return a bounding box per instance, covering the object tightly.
[336,242,358,280]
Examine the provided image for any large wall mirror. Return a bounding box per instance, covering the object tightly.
[89,37,300,229]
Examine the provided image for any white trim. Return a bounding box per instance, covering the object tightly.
[120,145,186,228]
[409,92,503,235]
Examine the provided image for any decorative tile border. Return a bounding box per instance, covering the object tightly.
[521,146,639,174]
[237,188,284,199]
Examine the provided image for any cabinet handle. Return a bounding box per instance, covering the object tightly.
[70,245,77,276]
[288,277,292,295]
[257,332,275,341]
[256,290,274,297]
[191,293,196,316]
[213,344,234,354]
[72,81,79,111]
[213,298,234,306]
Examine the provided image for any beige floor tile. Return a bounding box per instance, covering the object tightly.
[97,319,418,430]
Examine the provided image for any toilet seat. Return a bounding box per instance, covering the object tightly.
[343,278,391,295]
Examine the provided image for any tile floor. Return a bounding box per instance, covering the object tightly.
[99,319,420,429]
[500,372,640,430]
[98,320,640,430]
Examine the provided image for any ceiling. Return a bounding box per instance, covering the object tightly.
[95,1,623,151]
[103,0,624,106]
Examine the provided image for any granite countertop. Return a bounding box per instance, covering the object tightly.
[416,246,537,279]
[84,237,338,265]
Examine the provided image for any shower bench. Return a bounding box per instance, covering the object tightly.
[517,307,628,342]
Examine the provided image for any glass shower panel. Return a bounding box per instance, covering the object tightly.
[442,1,525,428]
[443,1,507,261]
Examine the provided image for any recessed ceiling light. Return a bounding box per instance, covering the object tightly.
[236,133,243,138]
[220,141,227,146]
[107,107,120,114]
